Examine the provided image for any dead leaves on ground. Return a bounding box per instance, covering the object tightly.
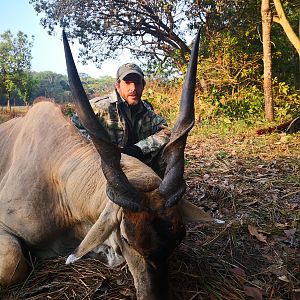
[248,225,268,244]
[184,135,300,299]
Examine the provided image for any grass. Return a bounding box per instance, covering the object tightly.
[0,106,28,123]
[183,124,300,299]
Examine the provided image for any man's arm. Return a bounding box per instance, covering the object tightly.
[132,103,171,162]
[135,125,170,155]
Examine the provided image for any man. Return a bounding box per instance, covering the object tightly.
[72,63,170,175]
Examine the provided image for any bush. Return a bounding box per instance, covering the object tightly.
[197,85,264,120]
[144,77,300,127]
[197,81,300,123]
[143,79,181,126]
[273,79,300,121]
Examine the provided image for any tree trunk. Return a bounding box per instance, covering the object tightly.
[295,15,300,90]
[261,0,274,121]
[273,0,300,56]
[6,94,11,113]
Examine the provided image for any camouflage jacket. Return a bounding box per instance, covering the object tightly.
[71,91,170,162]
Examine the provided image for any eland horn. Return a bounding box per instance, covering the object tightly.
[159,29,201,208]
[62,30,145,212]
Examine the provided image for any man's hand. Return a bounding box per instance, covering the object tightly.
[121,145,143,160]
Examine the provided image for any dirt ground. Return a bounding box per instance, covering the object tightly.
[0,124,299,300]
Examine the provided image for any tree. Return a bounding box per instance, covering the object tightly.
[30,71,114,102]
[272,0,300,87]
[261,0,274,121]
[30,0,300,122]
[30,1,259,70]
[0,31,34,109]
[30,0,193,68]
[30,71,70,102]
[81,76,115,98]
[273,0,300,56]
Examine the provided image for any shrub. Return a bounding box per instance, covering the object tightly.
[143,77,300,127]
[197,85,264,120]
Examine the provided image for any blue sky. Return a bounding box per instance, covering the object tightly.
[0,1,122,78]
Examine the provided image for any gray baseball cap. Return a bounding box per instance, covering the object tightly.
[116,63,144,81]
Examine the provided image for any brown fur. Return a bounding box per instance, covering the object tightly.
[0,101,162,284]
[0,101,211,299]
[32,96,56,104]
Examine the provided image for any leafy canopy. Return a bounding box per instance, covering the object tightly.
[29,0,257,69]
[0,30,34,105]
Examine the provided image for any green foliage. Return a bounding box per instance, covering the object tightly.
[62,103,74,117]
[273,79,300,120]
[1,0,298,124]
[197,32,262,91]
[29,0,300,123]
[143,79,181,125]
[0,30,34,106]
[197,86,265,120]
[30,0,195,67]
[271,0,300,87]
[143,77,300,129]
[81,75,115,98]
[195,80,300,123]
[29,72,115,103]
[29,0,265,72]
[30,71,70,102]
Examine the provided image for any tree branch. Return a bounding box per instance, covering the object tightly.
[273,0,300,55]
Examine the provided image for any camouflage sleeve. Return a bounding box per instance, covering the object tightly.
[70,113,92,139]
[135,107,171,158]
[70,98,112,141]
[70,113,85,130]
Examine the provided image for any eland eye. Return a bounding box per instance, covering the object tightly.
[168,225,174,232]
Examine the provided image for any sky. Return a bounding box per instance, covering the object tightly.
[0,1,126,78]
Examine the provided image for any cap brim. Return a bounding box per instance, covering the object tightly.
[118,70,144,80]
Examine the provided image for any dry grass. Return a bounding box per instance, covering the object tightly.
[0,106,28,123]
[183,128,300,300]
[0,112,299,299]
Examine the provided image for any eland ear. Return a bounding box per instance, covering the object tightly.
[66,202,120,264]
[180,199,214,223]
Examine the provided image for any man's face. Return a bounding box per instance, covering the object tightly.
[116,73,145,105]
